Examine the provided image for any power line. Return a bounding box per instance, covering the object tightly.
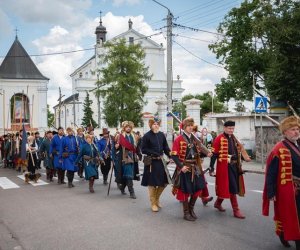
[173,39,224,69]
[173,23,225,37]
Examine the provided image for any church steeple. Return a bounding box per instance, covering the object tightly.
[95,11,107,44]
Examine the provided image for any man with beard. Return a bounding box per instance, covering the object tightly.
[114,121,139,199]
[50,127,65,184]
[60,127,78,188]
[263,116,300,249]
[141,117,171,212]
[39,131,54,181]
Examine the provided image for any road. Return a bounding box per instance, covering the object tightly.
[0,164,287,250]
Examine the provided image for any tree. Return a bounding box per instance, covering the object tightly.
[47,105,54,127]
[81,91,97,128]
[234,102,246,112]
[95,38,151,127]
[209,0,300,110]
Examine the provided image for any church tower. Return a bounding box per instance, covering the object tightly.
[95,12,107,45]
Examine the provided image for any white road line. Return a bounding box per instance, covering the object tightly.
[0,177,20,189]
[17,175,49,186]
[250,189,263,193]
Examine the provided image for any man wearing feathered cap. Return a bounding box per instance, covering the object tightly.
[263,116,300,248]
[210,120,251,219]
[171,117,212,221]
[141,117,171,212]
[114,121,139,199]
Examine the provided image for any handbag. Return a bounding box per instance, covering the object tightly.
[143,155,152,166]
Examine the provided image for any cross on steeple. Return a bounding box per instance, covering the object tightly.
[99,11,102,25]
[14,27,18,39]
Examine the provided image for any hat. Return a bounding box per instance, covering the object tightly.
[279,116,300,133]
[121,121,134,129]
[100,128,110,136]
[57,127,64,131]
[182,117,194,129]
[224,120,235,127]
[148,117,161,128]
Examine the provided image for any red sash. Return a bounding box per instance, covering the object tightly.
[119,134,136,153]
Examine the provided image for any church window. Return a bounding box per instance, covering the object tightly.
[129,37,134,45]
[79,72,83,78]
[10,93,30,124]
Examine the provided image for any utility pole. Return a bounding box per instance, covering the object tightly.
[57,87,65,128]
[0,90,5,134]
[153,0,173,145]
[69,93,82,127]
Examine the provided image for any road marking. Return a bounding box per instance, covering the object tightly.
[250,189,263,193]
[17,175,49,186]
[0,177,20,189]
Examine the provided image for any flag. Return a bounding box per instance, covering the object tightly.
[21,124,27,160]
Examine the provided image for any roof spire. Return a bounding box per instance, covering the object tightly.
[14,27,18,39]
[99,11,102,25]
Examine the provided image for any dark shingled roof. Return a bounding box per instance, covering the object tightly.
[0,37,49,80]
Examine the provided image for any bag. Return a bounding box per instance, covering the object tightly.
[171,169,181,188]
[143,155,152,166]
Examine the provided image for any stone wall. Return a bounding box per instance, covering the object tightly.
[255,126,282,162]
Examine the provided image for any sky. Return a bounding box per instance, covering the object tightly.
[0,0,250,111]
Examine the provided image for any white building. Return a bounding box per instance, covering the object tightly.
[54,18,184,130]
[0,36,48,133]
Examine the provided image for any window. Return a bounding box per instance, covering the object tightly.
[129,37,134,45]
[10,93,30,123]
[79,72,82,78]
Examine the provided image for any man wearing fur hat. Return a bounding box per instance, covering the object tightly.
[114,121,139,199]
[209,120,250,219]
[263,116,300,249]
[141,117,171,212]
[171,117,211,221]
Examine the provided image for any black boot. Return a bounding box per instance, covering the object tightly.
[61,170,66,184]
[183,201,196,221]
[57,169,62,184]
[103,175,108,185]
[127,180,136,199]
[67,171,75,188]
[279,232,291,248]
[189,196,198,219]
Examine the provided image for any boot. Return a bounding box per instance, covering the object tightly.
[78,165,84,178]
[156,186,165,208]
[118,183,126,195]
[53,169,57,177]
[295,240,300,250]
[214,197,226,212]
[103,175,108,185]
[46,169,50,180]
[61,170,66,184]
[183,201,195,221]
[49,169,54,182]
[57,169,62,184]
[89,177,95,193]
[278,232,291,248]
[67,171,75,188]
[148,186,159,212]
[189,196,198,219]
[127,180,136,199]
[230,194,245,219]
[202,196,213,206]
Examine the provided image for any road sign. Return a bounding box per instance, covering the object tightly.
[255,96,268,113]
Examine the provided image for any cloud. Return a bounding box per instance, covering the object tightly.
[0,8,13,49]
[112,0,141,7]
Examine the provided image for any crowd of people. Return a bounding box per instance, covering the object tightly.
[0,115,300,249]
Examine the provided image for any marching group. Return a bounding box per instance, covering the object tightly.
[1,115,300,249]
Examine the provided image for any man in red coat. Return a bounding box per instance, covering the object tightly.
[263,116,300,249]
[209,120,251,219]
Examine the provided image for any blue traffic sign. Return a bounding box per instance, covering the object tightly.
[255,96,268,113]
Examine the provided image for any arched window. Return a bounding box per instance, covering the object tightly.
[10,93,30,124]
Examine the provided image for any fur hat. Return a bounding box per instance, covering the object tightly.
[148,117,161,128]
[182,117,194,129]
[121,121,134,129]
[224,120,235,127]
[279,116,300,133]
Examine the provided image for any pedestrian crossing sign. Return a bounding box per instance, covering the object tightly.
[255,96,268,113]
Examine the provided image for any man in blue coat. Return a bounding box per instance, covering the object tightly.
[60,127,78,188]
[50,127,65,184]
[76,128,85,178]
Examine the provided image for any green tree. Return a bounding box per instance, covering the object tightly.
[95,38,151,127]
[209,0,300,110]
[47,105,54,127]
[81,91,97,128]
[234,101,246,112]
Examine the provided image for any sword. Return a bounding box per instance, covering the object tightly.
[107,160,115,196]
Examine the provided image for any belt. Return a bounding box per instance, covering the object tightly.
[183,159,197,164]
[230,160,238,164]
[151,156,161,160]
[182,160,201,181]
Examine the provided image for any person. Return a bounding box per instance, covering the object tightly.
[26,135,39,177]
[39,131,54,181]
[171,117,212,221]
[97,128,112,185]
[76,134,101,193]
[60,127,78,188]
[75,128,85,178]
[262,116,300,249]
[50,127,65,184]
[114,121,139,199]
[141,117,171,212]
[34,131,43,169]
[192,125,213,206]
[209,120,251,219]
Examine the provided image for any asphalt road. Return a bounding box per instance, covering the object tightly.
[0,165,291,250]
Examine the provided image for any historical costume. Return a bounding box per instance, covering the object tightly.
[75,128,85,178]
[263,116,300,249]
[39,131,54,181]
[60,127,78,188]
[76,134,101,193]
[97,128,112,185]
[50,127,65,184]
[141,117,171,212]
[34,132,43,169]
[114,121,139,199]
[26,136,39,177]
[171,117,209,221]
[209,120,251,219]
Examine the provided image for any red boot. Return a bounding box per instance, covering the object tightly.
[214,197,226,212]
[230,194,245,219]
